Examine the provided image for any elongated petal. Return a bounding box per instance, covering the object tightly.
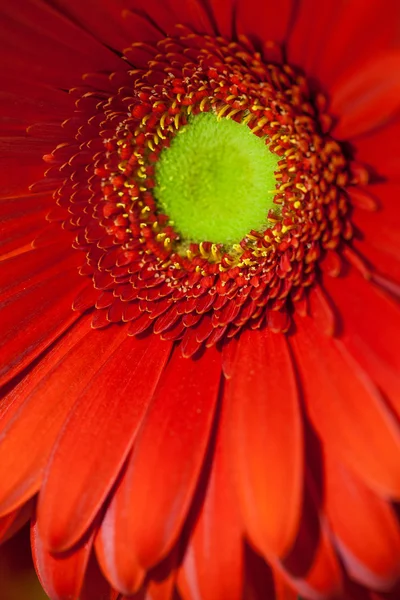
[287,0,400,92]
[0,318,125,516]
[322,268,400,420]
[95,469,145,596]
[0,266,85,387]
[177,397,244,600]
[325,455,400,590]
[331,53,400,139]
[0,0,122,88]
[228,327,303,558]
[100,346,221,579]
[31,518,93,600]
[38,335,172,552]
[292,313,400,497]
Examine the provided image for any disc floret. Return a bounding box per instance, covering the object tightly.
[51,30,357,355]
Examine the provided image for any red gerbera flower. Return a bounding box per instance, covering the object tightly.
[1,1,400,599]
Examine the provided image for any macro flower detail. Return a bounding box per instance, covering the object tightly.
[0,1,400,600]
[48,30,354,354]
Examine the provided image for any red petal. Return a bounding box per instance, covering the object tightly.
[177,398,244,600]
[354,116,400,182]
[331,53,400,139]
[31,517,93,600]
[308,285,337,337]
[0,75,73,128]
[1,0,122,89]
[102,346,221,574]
[347,187,380,211]
[292,313,400,497]
[0,267,85,387]
[236,0,293,45]
[0,318,126,516]
[95,475,145,596]
[221,336,238,379]
[287,0,400,92]
[208,0,234,38]
[325,455,400,590]
[122,10,164,44]
[0,243,79,303]
[322,268,400,422]
[127,0,214,36]
[0,205,48,253]
[37,335,172,552]
[351,184,400,261]
[227,328,303,558]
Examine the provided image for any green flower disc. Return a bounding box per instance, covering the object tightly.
[154,111,279,245]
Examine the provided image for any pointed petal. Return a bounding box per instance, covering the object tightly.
[287,0,400,93]
[31,518,93,600]
[177,397,244,600]
[292,313,400,498]
[325,455,400,591]
[38,335,172,552]
[104,346,222,575]
[322,268,400,422]
[0,319,125,516]
[228,328,303,558]
[0,266,85,387]
[0,0,122,88]
[95,468,146,596]
[331,53,400,139]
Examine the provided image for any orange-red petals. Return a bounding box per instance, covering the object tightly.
[322,268,400,420]
[103,346,221,574]
[0,243,80,303]
[331,53,400,139]
[228,327,303,559]
[95,489,145,596]
[0,0,123,89]
[177,400,244,600]
[0,265,86,387]
[287,0,400,92]
[325,456,400,591]
[37,334,172,553]
[292,314,400,498]
[0,317,124,517]
[31,517,94,600]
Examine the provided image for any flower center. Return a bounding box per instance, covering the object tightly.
[154,111,279,245]
[50,29,359,356]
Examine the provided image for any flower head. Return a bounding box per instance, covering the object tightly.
[1,1,400,599]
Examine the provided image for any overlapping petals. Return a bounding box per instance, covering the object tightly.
[1,1,400,599]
